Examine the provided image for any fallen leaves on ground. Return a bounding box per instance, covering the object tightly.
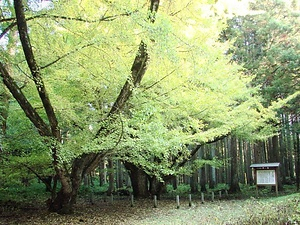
[0,196,298,225]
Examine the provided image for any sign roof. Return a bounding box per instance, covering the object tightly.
[250,162,280,168]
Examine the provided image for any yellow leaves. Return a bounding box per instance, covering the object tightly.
[270,91,300,111]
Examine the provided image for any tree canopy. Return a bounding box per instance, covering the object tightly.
[0,0,296,213]
[220,0,300,109]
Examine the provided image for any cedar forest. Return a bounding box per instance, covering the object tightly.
[0,0,299,215]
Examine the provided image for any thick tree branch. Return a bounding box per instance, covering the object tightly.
[149,0,160,22]
[14,0,60,140]
[177,133,229,168]
[88,0,160,174]
[0,62,51,136]
[107,0,160,116]
[108,40,149,117]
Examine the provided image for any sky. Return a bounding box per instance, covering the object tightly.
[214,0,254,17]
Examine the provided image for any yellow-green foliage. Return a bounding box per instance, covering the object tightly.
[1,0,292,182]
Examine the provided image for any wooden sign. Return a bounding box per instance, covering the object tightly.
[256,169,276,185]
[250,163,280,196]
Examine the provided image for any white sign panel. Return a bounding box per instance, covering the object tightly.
[256,170,276,185]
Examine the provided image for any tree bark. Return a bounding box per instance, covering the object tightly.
[14,0,60,139]
[209,146,216,189]
[228,136,241,194]
[245,142,254,185]
[199,146,207,192]
[295,128,300,190]
[0,63,52,137]
[107,159,115,195]
[190,150,199,193]
[116,160,124,189]
[99,158,107,186]
[270,135,283,191]
[123,162,149,198]
[0,85,9,136]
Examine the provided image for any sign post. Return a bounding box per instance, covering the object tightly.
[250,163,280,197]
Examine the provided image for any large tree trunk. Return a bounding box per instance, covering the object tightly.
[48,152,92,213]
[124,162,149,198]
[48,189,73,214]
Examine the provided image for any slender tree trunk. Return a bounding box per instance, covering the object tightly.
[286,114,294,181]
[0,85,9,136]
[116,160,123,189]
[238,139,245,184]
[254,141,265,163]
[99,158,107,186]
[172,176,178,190]
[295,129,300,190]
[225,137,231,187]
[198,146,207,192]
[244,142,253,185]
[228,136,241,194]
[209,146,216,189]
[190,153,198,193]
[280,113,287,184]
[270,135,283,191]
[218,140,226,184]
[107,159,115,195]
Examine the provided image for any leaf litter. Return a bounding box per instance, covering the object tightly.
[0,196,298,225]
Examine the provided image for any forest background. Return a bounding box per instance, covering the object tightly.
[0,0,299,215]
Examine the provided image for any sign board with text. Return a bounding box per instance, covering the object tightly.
[250,163,280,196]
[256,169,276,185]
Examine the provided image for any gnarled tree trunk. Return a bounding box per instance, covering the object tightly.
[124,162,149,198]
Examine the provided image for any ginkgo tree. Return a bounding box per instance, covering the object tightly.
[1,0,161,213]
[116,40,284,197]
[0,0,289,214]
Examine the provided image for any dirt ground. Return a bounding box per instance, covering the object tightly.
[0,196,298,225]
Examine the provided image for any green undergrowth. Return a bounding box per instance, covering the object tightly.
[1,181,298,204]
[0,181,49,205]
